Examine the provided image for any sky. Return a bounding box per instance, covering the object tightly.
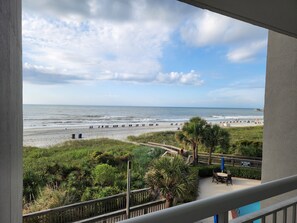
[22,0,268,108]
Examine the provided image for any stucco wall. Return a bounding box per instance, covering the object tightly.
[262,31,297,218]
[0,0,23,222]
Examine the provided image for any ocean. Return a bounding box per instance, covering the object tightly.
[23,104,263,129]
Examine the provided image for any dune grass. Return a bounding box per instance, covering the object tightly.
[128,126,263,145]
[24,138,139,173]
[127,131,180,147]
[23,138,163,212]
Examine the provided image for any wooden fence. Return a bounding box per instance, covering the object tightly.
[73,199,166,223]
[198,154,262,169]
[23,188,154,223]
[143,142,262,169]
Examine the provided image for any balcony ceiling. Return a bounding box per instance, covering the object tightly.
[179,0,297,39]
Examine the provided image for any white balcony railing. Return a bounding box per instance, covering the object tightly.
[120,174,297,223]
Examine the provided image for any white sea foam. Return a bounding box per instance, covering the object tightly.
[23,105,263,129]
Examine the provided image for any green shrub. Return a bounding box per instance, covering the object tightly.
[231,140,263,157]
[128,131,180,147]
[190,165,219,177]
[227,166,261,180]
[191,165,261,180]
[227,126,263,145]
[92,164,117,186]
[23,171,43,203]
[23,139,166,212]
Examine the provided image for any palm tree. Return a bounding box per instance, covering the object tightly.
[203,124,230,165]
[145,156,196,208]
[176,117,207,164]
[175,131,190,156]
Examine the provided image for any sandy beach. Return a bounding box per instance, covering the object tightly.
[23,119,263,148]
[23,122,184,147]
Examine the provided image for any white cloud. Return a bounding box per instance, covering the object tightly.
[227,40,267,62]
[22,0,211,86]
[22,0,267,88]
[180,11,266,46]
[23,63,87,85]
[22,14,204,86]
[22,14,169,84]
[156,70,203,85]
[23,0,196,23]
[22,0,202,85]
[180,10,268,62]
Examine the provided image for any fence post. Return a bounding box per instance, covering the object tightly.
[126,161,131,219]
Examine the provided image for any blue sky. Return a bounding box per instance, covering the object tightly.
[22,0,268,108]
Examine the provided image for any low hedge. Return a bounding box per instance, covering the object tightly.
[191,165,261,180]
[191,165,220,178]
[227,166,261,180]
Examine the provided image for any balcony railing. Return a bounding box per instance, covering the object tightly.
[120,174,297,223]
[231,197,297,223]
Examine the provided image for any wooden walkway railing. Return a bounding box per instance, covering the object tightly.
[74,199,166,223]
[142,142,262,169]
[198,155,262,169]
[23,188,154,223]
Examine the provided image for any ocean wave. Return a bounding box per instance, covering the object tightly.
[23,105,264,129]
[205,115,263,121]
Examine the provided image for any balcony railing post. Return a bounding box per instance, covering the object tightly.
[293,204,296,223]
[283,207,287,222]
[217,211,228,223]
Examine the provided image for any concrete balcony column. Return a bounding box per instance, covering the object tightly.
[0,0,23,222]
[262,31,297,204]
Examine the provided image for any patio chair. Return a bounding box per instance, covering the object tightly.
[212,171,222,184]
[226,173,233,185]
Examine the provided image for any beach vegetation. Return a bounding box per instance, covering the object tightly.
[191,165,261,180]
[23,186,74,214]
[23,125,263,213]
[23,138,163,213]
[92,164,117,187]
[127,131,179,147]
[145,156,198,208]
[203,124,230,165]
[129,125,263,157]
[176,117,207,164]
[232,140,263,157]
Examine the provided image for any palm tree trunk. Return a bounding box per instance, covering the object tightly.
[208,147,213,165]
[196,145,199,164]
[165,198,174,208]
[192,144,197,165]
[195,145,199,164]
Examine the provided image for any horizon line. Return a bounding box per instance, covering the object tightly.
[23,103,262,110]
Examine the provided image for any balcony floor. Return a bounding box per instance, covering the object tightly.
[196,177,261,222]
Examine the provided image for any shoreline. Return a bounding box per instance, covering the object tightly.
[23,119,263,148]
